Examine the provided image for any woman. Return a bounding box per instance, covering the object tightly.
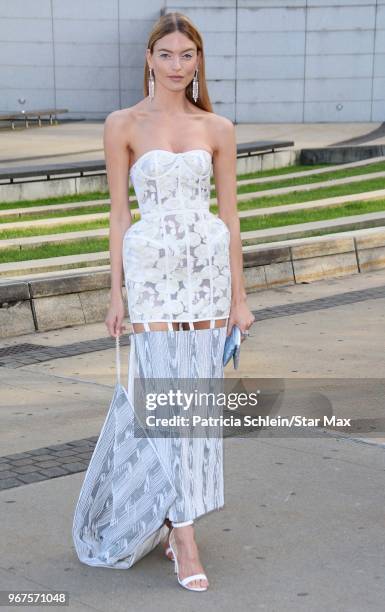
[75,11,254,591]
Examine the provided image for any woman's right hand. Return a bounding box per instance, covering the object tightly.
[105,294,126,338]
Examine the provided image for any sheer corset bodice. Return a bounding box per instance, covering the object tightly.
[122,149,232,324]
[129,148,212,217]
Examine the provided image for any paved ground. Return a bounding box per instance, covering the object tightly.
[0,267,384,611]
[1,120,385,167]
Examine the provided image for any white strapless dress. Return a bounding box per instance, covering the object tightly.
[72,148,230,570]
[123,148,231,326]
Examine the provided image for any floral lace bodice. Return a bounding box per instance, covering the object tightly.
[122,149,231,323]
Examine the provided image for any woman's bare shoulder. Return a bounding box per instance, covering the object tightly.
[103,104,151,155]
[104,102,147,130]
[207,111,234,132]
[205,112,235,151]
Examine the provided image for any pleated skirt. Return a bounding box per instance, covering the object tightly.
[72,326,226,569]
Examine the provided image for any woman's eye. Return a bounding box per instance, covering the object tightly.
[159,53,193,59]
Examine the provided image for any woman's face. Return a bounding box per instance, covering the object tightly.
[147,31,199,94]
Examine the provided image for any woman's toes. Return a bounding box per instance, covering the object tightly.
[190,577,208,589]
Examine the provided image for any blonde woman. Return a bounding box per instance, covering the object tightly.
[74,11,254,592]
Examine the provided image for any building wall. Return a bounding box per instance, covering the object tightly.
[0,0,164,119]
[0,0,384,123]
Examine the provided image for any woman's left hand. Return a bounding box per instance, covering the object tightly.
[226,299,255,341]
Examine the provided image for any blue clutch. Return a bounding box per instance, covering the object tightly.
[223,324,242,369]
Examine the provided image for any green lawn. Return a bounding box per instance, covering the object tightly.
[238,199,385,232]
[0,192,112,211]
[2,173,385,228]
[1,195,385,241]
[1,159,384,216]
[233,160,384,181]
[233,161,385,196]
[1,198,384,263]
[212,177,385,211]
[0,218,110,239]
[0,238,109,263]
[0,203,111,223]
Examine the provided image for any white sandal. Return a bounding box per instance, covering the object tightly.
[168,526,209,592]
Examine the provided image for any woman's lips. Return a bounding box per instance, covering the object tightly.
[168,76,183,80]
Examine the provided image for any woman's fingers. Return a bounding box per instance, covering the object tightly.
[105,315,122,338]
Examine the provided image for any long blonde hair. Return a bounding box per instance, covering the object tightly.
[143,12,213,113]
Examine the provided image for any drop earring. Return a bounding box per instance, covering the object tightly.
[148,67,155,101]
[192,68,199,103]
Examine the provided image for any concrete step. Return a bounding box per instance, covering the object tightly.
[0,198,111,219]
[237,169,385,202]
[0,228,108,249]
[0,263,110,284]
[241,224,385,252]
[236,154,385,186]
[2,211,111,230]
[241,210,385,245]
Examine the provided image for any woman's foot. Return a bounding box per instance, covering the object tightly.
[171,525,209,590]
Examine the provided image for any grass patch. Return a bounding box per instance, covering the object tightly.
[237,199,385,232]
[231,161,385,193]
[0,238,109,264]
[0,203,112,223]
[1,199,384,263]
[2,160,385,220]
[3,173,385,228]
[0,190,112,211]
[0,218,112,239]
[211,178,385,212]
[233,161,385,196]
[1,196,385,241]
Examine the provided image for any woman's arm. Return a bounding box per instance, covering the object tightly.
[103,111,132,301]
[211,116,255,335]
[212,116,247,304]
